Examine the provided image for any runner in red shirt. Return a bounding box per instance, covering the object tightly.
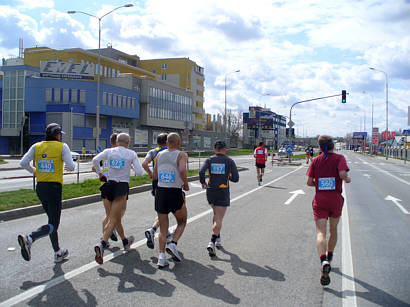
[306,135,351,286]
[253,142,268,185]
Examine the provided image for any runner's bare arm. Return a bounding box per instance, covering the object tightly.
[339,170,351,183]
[178,152,189,191]
[132,153,144,176]
[307,176,315,186]
[141,157,153,178]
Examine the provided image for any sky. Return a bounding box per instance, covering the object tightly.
[1,0,410,137]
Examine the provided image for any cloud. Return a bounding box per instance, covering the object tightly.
[17,0,54,9]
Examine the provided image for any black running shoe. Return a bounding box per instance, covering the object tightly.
[320,261,331,286]
[18,235,31,261]
[145,229,155,249]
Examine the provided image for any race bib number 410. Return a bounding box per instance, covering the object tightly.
[38,160,55,173]
[210,163,225,174]
[110,159,125,169]
[318,177,336,190]
[159,170,175,183]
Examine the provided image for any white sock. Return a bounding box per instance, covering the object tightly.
[26,235,33,244]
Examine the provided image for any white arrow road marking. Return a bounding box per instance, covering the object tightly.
[363,174,371,179]
[284,189,305,205]
[385,195,410,215]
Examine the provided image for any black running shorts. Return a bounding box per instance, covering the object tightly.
[206,189,230,207]
[155,187,185,214]
[99,181,129,202]
[256,163,266,168]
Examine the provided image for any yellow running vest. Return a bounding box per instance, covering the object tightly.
[34,141,64,184]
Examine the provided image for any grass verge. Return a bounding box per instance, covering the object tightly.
[0,160,7,165]
[0,170,198,212]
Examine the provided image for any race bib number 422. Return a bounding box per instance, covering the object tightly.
[318,177,336,190]
[159,170,175,183]
[38,160,55,173]
[210,163,225,174]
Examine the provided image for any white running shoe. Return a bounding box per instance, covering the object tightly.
[166,242,181,262]
[207,242,216,257]
[215,237,222,248]
[123,236,135,251]
[54,248,69,263]
[17,235,32,261]
[157,253,169,268]
[94,243,104,265]
[144,228,155,249]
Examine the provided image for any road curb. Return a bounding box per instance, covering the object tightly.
[0,168,248,222]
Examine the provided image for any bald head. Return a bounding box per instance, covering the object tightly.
[167,132,180,149]
[117,133,130,148]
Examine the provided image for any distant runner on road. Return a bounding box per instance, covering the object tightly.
[306,135,351,286]
[254,142,268,185]
[199,140,239,257]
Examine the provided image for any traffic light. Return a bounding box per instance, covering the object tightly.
[342,90,346,103]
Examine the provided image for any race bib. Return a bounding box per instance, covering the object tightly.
[257,150,264,154]
[159,170,175,183]
[110,159,125,169]
[318,177,336,190]
[38,160,55,173]
[210,163,225,174]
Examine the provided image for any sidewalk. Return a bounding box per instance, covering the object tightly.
[355,152,410,169]
[0,159,22,171]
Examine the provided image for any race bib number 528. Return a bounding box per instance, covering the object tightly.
[318,177,336,190]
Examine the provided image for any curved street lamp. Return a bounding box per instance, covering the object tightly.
[369,67,388,160]
[68,4,134,152]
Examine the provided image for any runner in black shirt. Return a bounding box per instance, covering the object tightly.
[199,140,239,257]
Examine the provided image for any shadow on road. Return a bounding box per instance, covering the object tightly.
[325,268,409,306]
[216,247,286,282]
[97,249,175,297]
[20,262,96,306]
[168,253,241,305]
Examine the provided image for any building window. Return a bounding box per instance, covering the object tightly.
[71,89,78,103]
[152,70,156,74]
[113,94,117,107]
[161,74,167,80]
[132,98,136,109]
[102,92,107,105]
[118,95,122,108]
[112,69,116,78]
[80,90,86,103]
[63,89,69,103]
[162,63,167,69]
[45,88,52,102]
[108,93,112,106]
[54,88,61,102]
[127,97,131,109]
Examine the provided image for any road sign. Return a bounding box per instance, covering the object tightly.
[286,145,293,154]
[403,129,410,136]
[288,120,295,128]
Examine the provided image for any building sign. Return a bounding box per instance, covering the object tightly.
[204,137,211,149]
[40,60,95,80]
[382,131,395,140]
[135,129,148,145]
[353,132,367,139]
[372,127,379,145]
[260,129,274,138]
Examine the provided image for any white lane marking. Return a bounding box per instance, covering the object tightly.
[189,182,202,188]
[363,174,371,179]
[284,189,305,205]
[385,195,410,215]
[356,156,410,186]
[0,166,304,307]
[342,182,357,307]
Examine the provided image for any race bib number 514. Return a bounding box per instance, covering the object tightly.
[210,163,225,174]
[318,177,336,190]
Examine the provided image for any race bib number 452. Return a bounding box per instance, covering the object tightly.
[110,159,125,169]
[210,163,225,174]
[159,170,175,183]
[38,160,55,173]
[318,177,336,190]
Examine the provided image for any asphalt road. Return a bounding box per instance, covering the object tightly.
[0,151,409,306]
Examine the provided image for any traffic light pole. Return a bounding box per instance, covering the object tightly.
[287,92,347,162]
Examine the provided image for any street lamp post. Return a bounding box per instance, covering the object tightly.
[363,91,374,154]
[68,4,133,152]
[224,70,240,137]
[369,67,388,160]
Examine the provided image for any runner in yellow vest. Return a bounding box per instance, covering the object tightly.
[18,123,75,263]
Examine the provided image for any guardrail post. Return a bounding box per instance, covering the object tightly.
[198,151,201,169]
[77,159,80,184]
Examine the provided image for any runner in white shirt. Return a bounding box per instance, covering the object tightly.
[92,133,144,264]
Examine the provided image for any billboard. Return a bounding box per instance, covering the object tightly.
[353,132,367,139]
[40,60,95,80]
